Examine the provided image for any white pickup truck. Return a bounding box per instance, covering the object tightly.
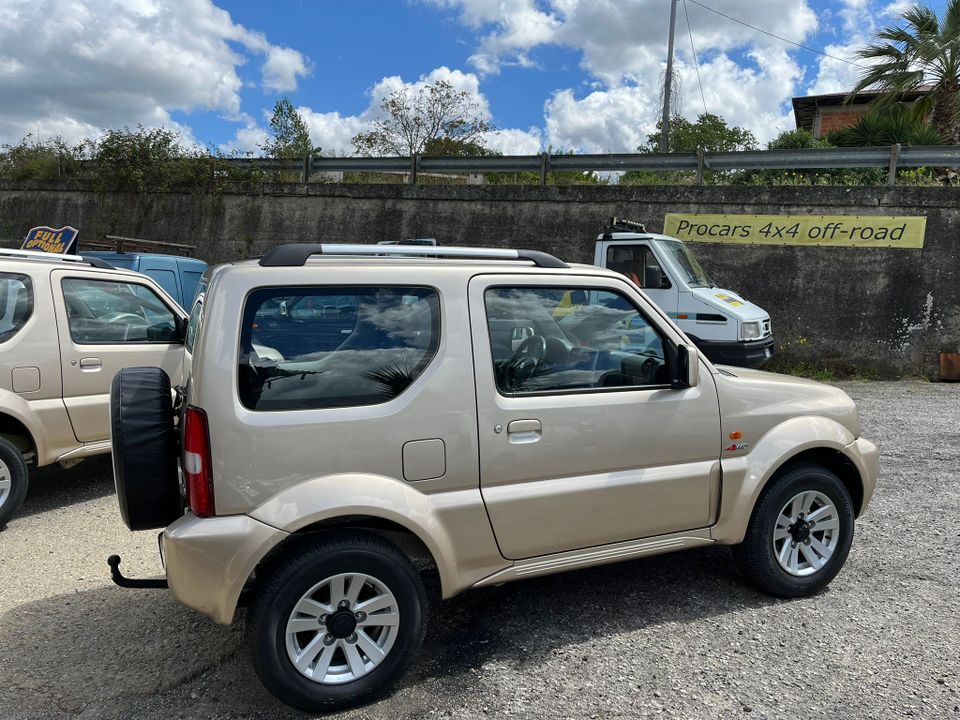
[595,219,774,368]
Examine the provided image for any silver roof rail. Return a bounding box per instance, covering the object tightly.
[0,247,114,269]
[258,243,568,268]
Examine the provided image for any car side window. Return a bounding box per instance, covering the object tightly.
[485,286,669,394]
[185,298,203,354]
[0,272,33,343]
[238,286,440,411]
[606,245,670,289]
[61,277,178,344]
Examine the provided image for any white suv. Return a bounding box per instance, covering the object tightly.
[0,248,187,525]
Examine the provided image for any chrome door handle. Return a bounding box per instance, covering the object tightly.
[79,357,102,370]
[507,419,542,444]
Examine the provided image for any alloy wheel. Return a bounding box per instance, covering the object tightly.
[285,572,400,684]
[772,490,841,577]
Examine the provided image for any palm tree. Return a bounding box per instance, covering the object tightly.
[852,1,960,144]
[828,106,943,146]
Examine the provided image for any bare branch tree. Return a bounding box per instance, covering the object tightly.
[352,80,493,156]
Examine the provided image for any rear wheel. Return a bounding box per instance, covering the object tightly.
[247,531,427,712]
[0,436,28,528]
[732,463,855,598]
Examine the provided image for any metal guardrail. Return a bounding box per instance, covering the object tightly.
[83,144,960,186]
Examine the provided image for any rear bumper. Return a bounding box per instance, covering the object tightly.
[692,335,774,368]
[161,512,287,624]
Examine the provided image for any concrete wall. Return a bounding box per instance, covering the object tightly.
[2,181,956,377]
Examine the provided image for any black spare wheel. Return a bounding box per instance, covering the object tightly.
[111,367,181,530]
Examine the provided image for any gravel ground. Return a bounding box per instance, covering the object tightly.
[0,380,957,720]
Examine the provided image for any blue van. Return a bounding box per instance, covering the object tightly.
[83,252,207,309]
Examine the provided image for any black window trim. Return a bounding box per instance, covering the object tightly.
[59,275,182,346]
[237,283,443,413]
[483,283,673,399]
[0,272,34,344]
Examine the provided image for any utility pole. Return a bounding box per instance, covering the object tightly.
[660,0,679,153]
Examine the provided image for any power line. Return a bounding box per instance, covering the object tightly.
[686,0,865,68]
[682,0,708,115]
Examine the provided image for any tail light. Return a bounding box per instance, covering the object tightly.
[183,405,214,517]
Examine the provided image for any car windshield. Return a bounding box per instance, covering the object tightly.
[658,240,713,287]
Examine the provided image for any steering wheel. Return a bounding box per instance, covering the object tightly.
[506,335,546,389]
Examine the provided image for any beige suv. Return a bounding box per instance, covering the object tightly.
[0,248,187,526]
[109,244,878,712]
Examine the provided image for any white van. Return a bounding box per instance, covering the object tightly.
[595,219,773,368]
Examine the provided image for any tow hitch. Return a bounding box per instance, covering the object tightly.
[107,554,168,589]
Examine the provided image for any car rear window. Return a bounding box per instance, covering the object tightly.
[0,272,33,343]
[238,286,440,411]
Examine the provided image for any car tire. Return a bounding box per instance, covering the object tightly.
[0,436,29,528]
[732,462,855,598]
[110,367,181,531]
[247,531,428,712]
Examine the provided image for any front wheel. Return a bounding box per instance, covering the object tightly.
[732,463,855,598]
[246,531,427,712]
[0,436,29,528]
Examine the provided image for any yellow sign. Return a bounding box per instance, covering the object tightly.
[663,214,926,248]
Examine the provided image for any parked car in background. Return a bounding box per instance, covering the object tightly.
[109,243,877,713]
[0,247,187,526]
[82,251,206,309]
[596,218,774,368]
[78,236,207,310]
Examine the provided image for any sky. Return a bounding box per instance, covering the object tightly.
[0,0,947,156]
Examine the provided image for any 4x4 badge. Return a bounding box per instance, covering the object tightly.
[725,442,749,452]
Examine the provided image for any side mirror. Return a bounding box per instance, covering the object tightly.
[658,271,672,290]
[672,343,700,389]
[173,315,188,343]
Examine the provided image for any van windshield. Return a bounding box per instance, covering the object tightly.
[659,240,714,288]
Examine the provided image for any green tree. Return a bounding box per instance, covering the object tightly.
[852,1,960,144]
[828,106,943,146]
[0,135,86,182]
[644,112,758,153]
[261,97,315,158]
[352,80,493,156]
[422,136,492,156]
[621,113,756,185]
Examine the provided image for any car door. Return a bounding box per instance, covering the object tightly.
[469,273,721,560]
[604,243,678,318]
[53,271,185,443]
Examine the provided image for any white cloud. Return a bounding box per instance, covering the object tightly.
[430,0,561,73]
[806,45,864,95]
[486,127,543,154]
[262,46,312,93]
[296,109,370,156]
[427,0,821,148]
[545,87,653,153]
[220,124,268,155]
[0,0,309,145]
[805,0,878,97]
[882,0,914,18]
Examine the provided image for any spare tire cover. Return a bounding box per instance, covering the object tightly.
[111,367,181,531]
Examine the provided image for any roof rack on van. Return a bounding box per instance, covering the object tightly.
[0,247,115,269]
[258,243,569,269]
[79,235,198,256]
[603,217,648,238]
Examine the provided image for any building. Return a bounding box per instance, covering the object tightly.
[791,88,929,138]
